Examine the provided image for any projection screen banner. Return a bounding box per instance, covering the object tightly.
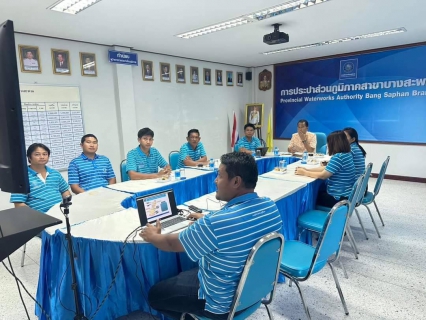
[274,44,426,144]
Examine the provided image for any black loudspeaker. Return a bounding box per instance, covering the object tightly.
[245,72,252,81]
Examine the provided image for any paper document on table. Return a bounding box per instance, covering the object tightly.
[260,171,316,183]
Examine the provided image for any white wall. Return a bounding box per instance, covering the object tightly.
[14,33,122,179]
[132,53,251,159]
[254,65,426,178]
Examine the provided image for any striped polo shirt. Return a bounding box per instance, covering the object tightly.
[68,153,115,191]
[179,192,282,314]
[126,146,168,175]
[10,166,69,213]
[350,143,366,178]
[234,136,261,152]
[325,152,356,199]
[177,142,207,169]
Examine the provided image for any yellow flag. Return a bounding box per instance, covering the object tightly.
[266,108,273,151]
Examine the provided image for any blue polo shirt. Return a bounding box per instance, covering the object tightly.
[68,153,115,191]
[350,143,365,178]
[126,146,168,175]
[10,166,69,213]
[234,136,261,152]
[177,142,207,169]
[179,192,282,314]
[325,152,356,199]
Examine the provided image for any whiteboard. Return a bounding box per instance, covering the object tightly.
[20,85,84,171]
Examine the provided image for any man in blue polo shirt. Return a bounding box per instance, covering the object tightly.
[176,129,208,169]
[10,143,71,213]
[140,152,282,319]
[234,123,261,154]
[68,134,116,194]
[126,127,171,180]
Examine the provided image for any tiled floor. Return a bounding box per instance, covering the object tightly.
[1,178,426,320]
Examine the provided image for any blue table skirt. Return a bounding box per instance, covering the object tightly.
[35,179,322,320]
[121,171,217,209]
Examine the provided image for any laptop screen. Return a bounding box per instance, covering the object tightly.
[136,189,178,226]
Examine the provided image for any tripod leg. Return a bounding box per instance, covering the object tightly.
[21,243,27,267]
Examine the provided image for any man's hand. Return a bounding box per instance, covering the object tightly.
[188,212,204,220]
[139,220,162,242]
[298,131,307,141]
[295,167,306,176]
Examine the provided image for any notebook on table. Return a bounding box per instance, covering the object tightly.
[136,189,189,234]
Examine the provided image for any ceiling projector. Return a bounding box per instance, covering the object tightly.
[263,23,289,45]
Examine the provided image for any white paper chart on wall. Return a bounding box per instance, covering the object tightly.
[20,85,84,171]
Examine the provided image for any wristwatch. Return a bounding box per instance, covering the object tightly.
[302,140,307,143]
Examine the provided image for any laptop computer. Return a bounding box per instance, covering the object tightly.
[255,147,269,156]
[136,189,189,234]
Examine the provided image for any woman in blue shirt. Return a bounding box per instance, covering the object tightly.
[343,127,366,178]
[296,131,356,208]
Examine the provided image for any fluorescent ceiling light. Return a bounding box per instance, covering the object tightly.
[176,0,330,39]
[48,0,103,15]
[262,27,407,55]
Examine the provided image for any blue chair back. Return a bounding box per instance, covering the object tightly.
[229,232,284,318]
[120,159,129,182]
[319,144,327,155]
[313,132,327,153]
[313,201,349,266]
[347,175,364,217]
[355,163,372,205]
[374,156,390,197]
[169,151,179,170]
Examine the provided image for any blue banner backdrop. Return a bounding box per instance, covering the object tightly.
[274,45,426,143]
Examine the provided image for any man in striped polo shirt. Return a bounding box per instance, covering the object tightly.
[176,129,208,169]
[10,143,71,213]
[68,134,116,194]
[234,123,261,154]
[126,127,171,180]
[140,152,282,319]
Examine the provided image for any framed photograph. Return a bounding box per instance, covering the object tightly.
[226,71,233,86]
[18,45,41,73]
[203,68,211,85]
[237,72,244,87]
[245,103,264,128]
[80,52,97,77]
[142,60,154,81]
[215,70,223,86]
[259,69,272,91]
[52,49,71,75]
[176,65,186,83]
[160,62,171,82]
[190,66,199,84]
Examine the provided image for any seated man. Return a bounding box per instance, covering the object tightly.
[234,123,261,154]
[140,152,282,319]
[177,129,208,169]
[288,119,316,153]
[10,143,71,213]
[126,127,171,180]
[68,134,116,194]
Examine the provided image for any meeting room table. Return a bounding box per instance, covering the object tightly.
[35,158,322,320]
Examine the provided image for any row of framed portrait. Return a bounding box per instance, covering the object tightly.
[142,61,244,86]
[18,45,97,76]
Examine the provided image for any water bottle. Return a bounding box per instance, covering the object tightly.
[209,158,214,170]
[302,151,308,164]
[274,146,279,156]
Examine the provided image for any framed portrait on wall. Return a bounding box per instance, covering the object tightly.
[215,70,223,86]
[245,103,264,128]
[190,66,199,84]
[52,49,71,75]
[142,60,154,81]
[259,69,272,91]
[203,68,211,85]
[226,71,233,86]
[80,52,97,77]
[176,65,186,83]
[18,45,41,73]
[160,62,171,82]
[237,72,243,87]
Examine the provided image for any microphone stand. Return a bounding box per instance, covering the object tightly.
[60,197,88,320]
